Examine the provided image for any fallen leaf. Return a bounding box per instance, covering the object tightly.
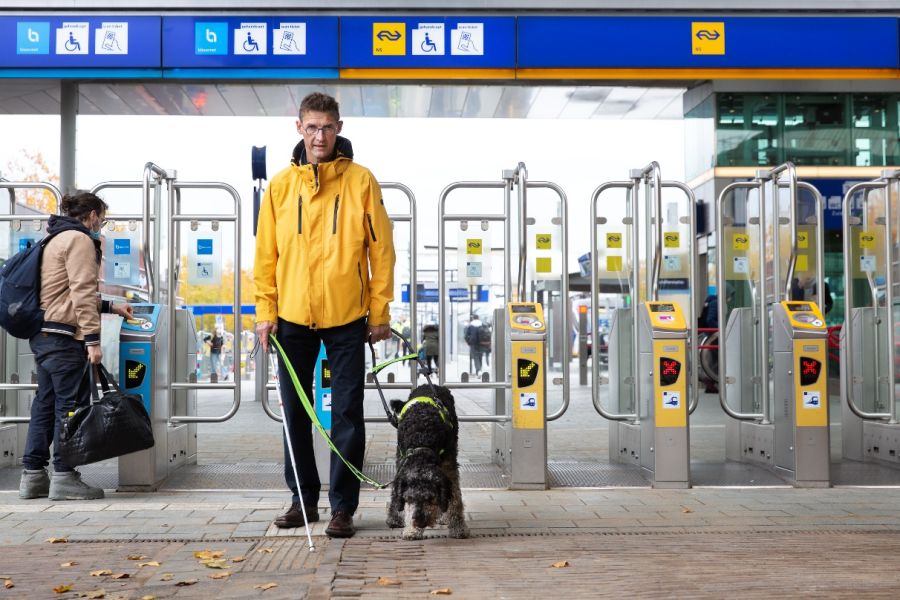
[682,507,693,514]
[53,584,74,594]
[256,547,273,554]
[47,537,68,544]
[138,561,160,567]
[126,555,147,561]
[551,561,570,568]
[141,596,156,600]
[111,573,129,580]
[208,572,231,580]
[90,570,112,577]
[174,579,198,587]
[377,577,402,586]
[430,589,452,595]
[231,556,245,563]
[61,561,79,567]
[76,590,106,599]
[159,574,173,582]
[193,550,225,560]
[201,559,229,569]
[3,580,13,589]
[0,576,9,580]
[254,583,278,591]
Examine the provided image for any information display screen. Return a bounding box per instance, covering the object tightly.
[800,357,822,386]
[788,303,814,312]
[132,305,154,315]
[649,303,675,313]
[659,357,682,386]
[511,304,536,313]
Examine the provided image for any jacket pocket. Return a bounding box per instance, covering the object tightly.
[357,262,364,308]
[297,196,303,234]
[366,213,377,242]
[332,195,340,234]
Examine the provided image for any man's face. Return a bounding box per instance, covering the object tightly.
[297,110,342,165]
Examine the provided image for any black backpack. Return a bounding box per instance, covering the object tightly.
[478,323,492,348]
[0,233,57,339]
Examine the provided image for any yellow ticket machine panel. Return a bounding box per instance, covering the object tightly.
[781,301,828,428]
[508,302,546,334]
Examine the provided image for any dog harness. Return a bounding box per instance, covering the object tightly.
[398,396,452,428]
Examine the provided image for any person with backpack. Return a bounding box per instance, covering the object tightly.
[478,319,492,370]
[206,329,225,381]
[18,192,133,501]
[465,314,485,375]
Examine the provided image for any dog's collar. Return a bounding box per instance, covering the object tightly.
[398,396,452,428]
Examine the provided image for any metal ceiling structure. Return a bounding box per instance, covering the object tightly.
[0,82,686,119]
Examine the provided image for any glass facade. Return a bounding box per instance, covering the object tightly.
[716,93,900,168]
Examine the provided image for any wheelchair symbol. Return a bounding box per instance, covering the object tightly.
[64,32,81,52]
[420,32,437,53]
[243,32,260,52]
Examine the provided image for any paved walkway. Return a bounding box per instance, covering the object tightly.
[4,487,900,598]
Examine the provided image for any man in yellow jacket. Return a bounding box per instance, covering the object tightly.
[255,92,395,538]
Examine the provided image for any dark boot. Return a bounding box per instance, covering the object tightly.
[274,502,320,528]
[325,510,355,538]
[19,468,50,499]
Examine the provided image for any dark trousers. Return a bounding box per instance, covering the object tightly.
[276,317,366,514]
[23,333,89,473]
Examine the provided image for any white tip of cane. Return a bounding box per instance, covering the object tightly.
[309,545,316,552]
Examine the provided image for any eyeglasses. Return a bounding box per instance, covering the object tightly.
[303,123,339,137]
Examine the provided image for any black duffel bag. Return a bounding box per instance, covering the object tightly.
[59,363,154,467]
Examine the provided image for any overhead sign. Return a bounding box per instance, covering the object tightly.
[341,17,515,68]
[162,16,338,68]
[517,17,899,68]
[0,16,160,67]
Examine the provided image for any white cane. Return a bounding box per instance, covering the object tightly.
[270,351,316,553]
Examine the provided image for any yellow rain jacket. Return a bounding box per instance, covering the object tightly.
[254,152,395,329]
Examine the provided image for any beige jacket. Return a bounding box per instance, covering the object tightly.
[39,230,102,345]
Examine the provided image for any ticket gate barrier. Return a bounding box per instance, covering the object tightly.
[840,171,900,466]
[504,302,548,489]
[590,163,697,488]
[0,180,62,467]
[773,301,829,486]
[716,163,829,486]
[117,304,198,491]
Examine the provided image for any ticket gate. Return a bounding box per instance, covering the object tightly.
[840,172,900,467]
[118,304,197,491]
[717,163,830,486]
[495,302,548,490]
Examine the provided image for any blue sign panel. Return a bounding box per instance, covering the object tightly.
[401,284,489,303]
[803,179,867,231]
[0,16,160,67]
[197,238,214,255]
[341,17,515,68]
[162,16,338,68]
[113,239,131,255]
[518,17,900,69]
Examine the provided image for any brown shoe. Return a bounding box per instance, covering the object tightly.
[325,510,355,538]
[274,502,319,529]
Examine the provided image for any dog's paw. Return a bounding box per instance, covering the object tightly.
[401,527,425,541]
[386,514,404,529]
[448,524,470,539]
[437,512,449,526]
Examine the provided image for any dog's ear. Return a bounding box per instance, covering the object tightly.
[389,399,406,415]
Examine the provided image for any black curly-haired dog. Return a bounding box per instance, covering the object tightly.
[386,384,469,540]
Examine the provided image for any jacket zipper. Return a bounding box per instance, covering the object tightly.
[313,164,319,189]
[366,214,377,242]
[332,195,340,234]
[357,262,364,308]
[297,195,303,234]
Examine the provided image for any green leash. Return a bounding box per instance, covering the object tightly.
[269,334,389,489]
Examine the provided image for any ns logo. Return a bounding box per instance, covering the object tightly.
[466,239,482,254]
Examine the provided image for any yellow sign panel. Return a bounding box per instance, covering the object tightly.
[653,339,687,428]
[798,231,809,249]
[466,239,482,255]
[535,257,552,273]
[535,233,552,250]
[796,254,808,272]
[860,231,876,249]
[732,232,749,251]
[664,232,680,248]
[692,22,725,55]
[607,255,623,272]
[793,338,828,428]
[372,23,406,55]
[511,341,545,429]
[606,232,622,248]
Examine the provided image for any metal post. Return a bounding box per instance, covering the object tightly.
[516,163,528,303]
[59,82,78,194]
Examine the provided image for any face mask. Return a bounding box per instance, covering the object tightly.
[89,228,101,241]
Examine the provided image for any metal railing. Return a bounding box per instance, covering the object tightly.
[841,172,900,422]
[0,180,62,423]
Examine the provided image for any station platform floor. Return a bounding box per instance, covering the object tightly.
[3,368,900,596]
